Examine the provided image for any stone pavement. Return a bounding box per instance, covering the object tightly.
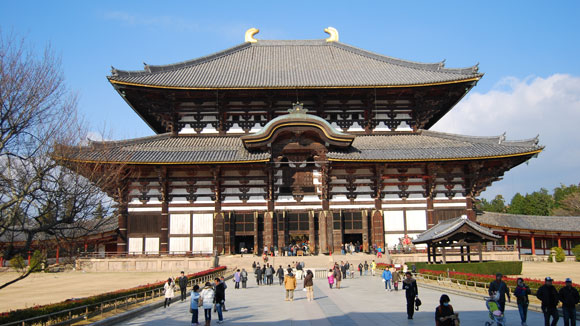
[123,273,547,326]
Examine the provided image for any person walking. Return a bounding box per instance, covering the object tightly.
[327,268,335,289]
[284,269,297,301]
[382,267,392,291]
[164,277,175,308]
[341,261,347,279]
[262,265,267,284]
[240,268,248,289]
[559,278,579,326]
[334,264,342,289]
[219,276,228,311]
[513,277,531,326]
[304,270,314,302]
[276,265,285,285]
[178,271,189,302]
[213,278,225,324]
[190,284,201,326]
[233,269,241,289]
[402,272,418,320]
[265,264,274,285]
[536,276,560,326]
[392,268,401,291]
[358,262,363,277]
[435,294,459,326]
[200,282,215,326]
[364,261,369,276]
[488,273,511,313]
[255,265,262,285]
[371,260,377,276]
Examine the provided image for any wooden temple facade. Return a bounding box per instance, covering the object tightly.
[63,28,543,256]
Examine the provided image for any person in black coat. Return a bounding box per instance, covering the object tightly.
[559,278,579,326]
[214,278,225,323]
[177,271,188,301]
[488,273,511,312]
[435,294,459,326]
[402,271,418,319]
[276,265,285,285]
[255,266,262,285]
[536,277,560,326]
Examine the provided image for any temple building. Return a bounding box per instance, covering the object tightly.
[63,28,543,256]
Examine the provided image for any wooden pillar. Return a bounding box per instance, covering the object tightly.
[318,209,328,254]
[504,230,508,249]
[253,213,259,255]
[477,244,482,262]
[263,211,274,250]
[467,245,472,262]
[427,197,435,228]
[531,233,536,255]
[460,246,465,262]
[432,244,437,263]
[441,247,447,264]
[225,212,234,255]
[362,210,369,253]
[84,242,88,252]
[56,247,60,264]
[331,211,340,254]
[371,205,384,250]
[308,211,316,253]
[557,234,562,248]
[277,213,285,255]
[427,243,431,263]
[117,201,128,254]
[160,200,169,253]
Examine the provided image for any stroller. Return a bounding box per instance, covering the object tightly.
[484,295,506,326]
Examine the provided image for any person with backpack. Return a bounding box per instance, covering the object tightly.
[382,267,392,291]
[513,277,531,326]
[402,272,418,320]
[559,278,579,326]
[536,276,560,326]
[240,268,248,289]
[190,284,201,326]
[164,277,175,308]
[200,282,215,326]
[435,294,459,326]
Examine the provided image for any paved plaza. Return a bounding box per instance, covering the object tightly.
[123,274,547,326]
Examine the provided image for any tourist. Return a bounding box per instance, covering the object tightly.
[178,271,189,301]
[341,243,345,255]
[536,276,559,326]
[327,268,335,288]
[402,271,418,319]
[364,261,369,276]
[284,269,297,301]
[214,278,225,324]
[334,264,342,289]
[435,294,459,326]
[392,268,400,291]
[233,269,241,289]
[252,261,256,269]
[371,260,377,276]
[559,278,579,326]
[513,277,531,326]
[296,261,304,280]
[265,264,273,285]
[240,268,248,289]
[488,273,511,313]
[190,284,201,326]
[200,282,215,325]
[358,262,363,277]
[219,276,228,312]
[276,265,285,285]
[255,265,262,285]
[341,261,347,279]
[304,270,314,302]
[382,267,392,291]
[377,246,383,258]
[164,277,175,308]
[262,265,267,284]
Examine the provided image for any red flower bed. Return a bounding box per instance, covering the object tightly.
[0,266,226,324]
[376,263,394,270]
[419,268,579,293]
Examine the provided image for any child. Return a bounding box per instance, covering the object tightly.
[190,285,200,325]
[327,268,335,289]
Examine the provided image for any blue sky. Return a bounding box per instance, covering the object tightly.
[1,1,579,201]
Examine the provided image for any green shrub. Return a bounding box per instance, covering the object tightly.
[408,261,522,275]
[29,250,45,272]
[9,255,26,272]
[572,244,580,262]
[550,247,566,263]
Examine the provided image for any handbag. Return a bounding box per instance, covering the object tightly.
[414,297,422,311]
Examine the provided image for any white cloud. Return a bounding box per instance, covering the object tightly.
[432,74,580,200]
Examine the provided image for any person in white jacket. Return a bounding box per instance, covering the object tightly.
[164,278,175,308]
[200,282,215,325]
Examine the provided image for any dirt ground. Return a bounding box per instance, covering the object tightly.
[519,261,580,282]
[0,271,189,313]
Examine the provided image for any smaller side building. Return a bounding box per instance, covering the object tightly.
[477,212,580,256]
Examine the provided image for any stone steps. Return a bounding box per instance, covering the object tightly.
[219,253,394,270]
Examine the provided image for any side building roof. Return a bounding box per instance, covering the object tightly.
[413,216,500,244]
[477,211,580,233]
[108,39,482,89]
[60,130,541,165]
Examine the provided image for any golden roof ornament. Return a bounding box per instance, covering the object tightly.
[245,28,259,43]
[324,27,339,42]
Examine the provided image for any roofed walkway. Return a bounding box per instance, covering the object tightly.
[122,273,546,325]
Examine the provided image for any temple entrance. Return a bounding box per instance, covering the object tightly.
[343,233,363,247]
[235,236,254,254]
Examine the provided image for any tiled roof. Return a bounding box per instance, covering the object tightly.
[108,40,482,89]
[63,130,541,164]
[413,216,500,244]
[327,130,541,161]
[477,212,580,233]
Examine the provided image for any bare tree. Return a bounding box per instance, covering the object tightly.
[0,31,124,290]
[553,192,580,216]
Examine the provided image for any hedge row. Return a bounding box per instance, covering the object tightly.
[408,261,522,275]
[0,266,227,324]
[419,269,579,294]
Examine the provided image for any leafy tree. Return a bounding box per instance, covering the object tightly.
[506,189,553,216]
[477,195,506,212]
[507,193,526,214]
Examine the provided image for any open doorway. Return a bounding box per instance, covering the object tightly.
[343,233,362,246]
[235,236,254,254]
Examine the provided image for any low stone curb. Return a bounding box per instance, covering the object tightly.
[418,282,580,321]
